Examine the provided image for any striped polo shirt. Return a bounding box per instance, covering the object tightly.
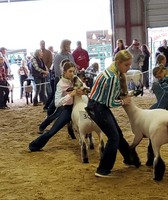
[89,63,122,108]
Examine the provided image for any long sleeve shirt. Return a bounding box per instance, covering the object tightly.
[89,63,123,108]
[54,77,74,107]
[53,52,75,78]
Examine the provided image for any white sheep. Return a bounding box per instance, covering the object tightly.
[123,98,168,181]
[126,69,143,95]
[70,76,104,163]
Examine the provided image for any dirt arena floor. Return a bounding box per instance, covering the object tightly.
[1,90,168,200]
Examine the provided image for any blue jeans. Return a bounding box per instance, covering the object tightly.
[150,82,168,109]
[29,105,73,151]
[39,106,64,131]
[33,77,47,104]
[86,99,131,174]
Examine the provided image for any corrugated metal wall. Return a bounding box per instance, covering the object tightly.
[110,0,146,50]
[110,0,168,50]
[146,0,168,28]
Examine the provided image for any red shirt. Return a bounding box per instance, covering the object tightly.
[0,65,6,80]
[72,48,89,70]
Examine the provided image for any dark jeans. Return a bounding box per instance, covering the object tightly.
[39,106,64,131]
[142,71,149,89]
[44,76,60,110]
[47,99,56,116]
[20,75,27,98]
[0,80,9,107]
[86,99,131,174]
[29,105,73,151]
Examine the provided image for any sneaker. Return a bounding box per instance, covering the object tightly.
[95,172,113,178]
[29,142,41,152]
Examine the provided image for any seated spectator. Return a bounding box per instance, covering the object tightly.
[0,55,9,109]
[155,53,167,66]
[150,64,168,109]
[85,62,99,89]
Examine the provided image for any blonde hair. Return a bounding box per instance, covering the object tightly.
[114,50,132,62]
[153,64,166,77]
[33,49,41,57]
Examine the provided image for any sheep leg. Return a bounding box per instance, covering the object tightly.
[128,133,142,168]
[67,121,76,139]
[87,133,94,150]
[152,142,165,181]
[146,139,154,166]
[26,92,29,104]
[30,92,33,103]
[99,138,104,159]
[11,88,14,103]
[81,140,89,163]
[96,132,104,159]
[130,132,143,149]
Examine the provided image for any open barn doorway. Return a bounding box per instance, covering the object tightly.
[147,27,168,85]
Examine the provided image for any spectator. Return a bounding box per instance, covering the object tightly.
[156,39,168,67]
[127,39,144,70]
[31,49,49,106]
[155,53,167,66]
[40,40,53,97]
[43,46,56,112]
[85,62,99,89]
[47,39,76,115]
[72,41,90,71]
[18,59,29,99]
[150,64,168,110]
[0,55,9,109]
[0,47,11,76]
[113,39,126,58]
[141,44,151,89]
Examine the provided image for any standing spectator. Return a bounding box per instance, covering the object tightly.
[46,39,76,115]
[141,44,151,89]
[0,55,9,109]
[113,39,126,58]
[18,60,29,99]
[43,46,56,111]
[26,56,33,78]
[156,39,168,67]
[85,50,140,178]
[40,40,53,97]
[31,49,49,106]
[72,41,90,71]
[0,47,11,76]
[127,39,144,70]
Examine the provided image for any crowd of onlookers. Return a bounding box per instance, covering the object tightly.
[1,37,168,179]
[1,38,168,110]
[0,39,99,109]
